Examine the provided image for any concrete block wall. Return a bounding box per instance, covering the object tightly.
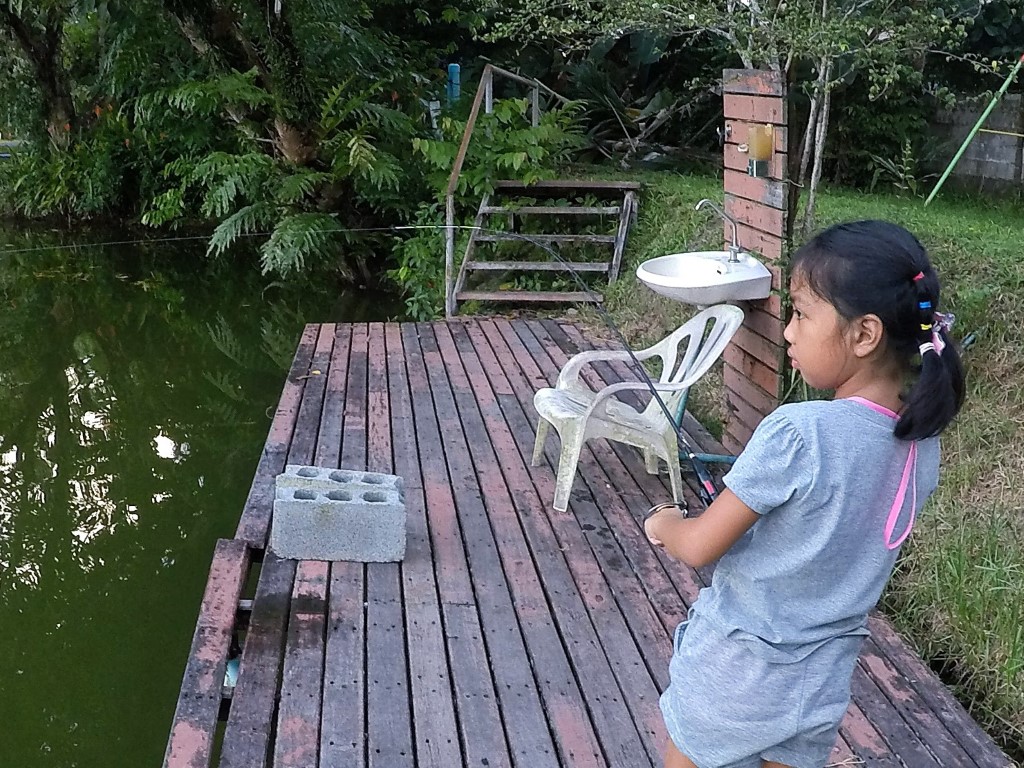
[932,94,1023,186]
[720,69,792,455]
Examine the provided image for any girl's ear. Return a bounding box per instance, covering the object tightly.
[850,313,885,358]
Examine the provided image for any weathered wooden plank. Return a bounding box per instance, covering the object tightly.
[314,324,353,468]
[723,418,755,455]
[722,94,786,125]
[481,205,621,215]
[465,260,611,272]
[274,560,328,768]
[341,324,369,470]
[723,69,784,97]
[724,169,787,210]
[220,554,297,768]
[849,661,938,766]
[320,561,366,768]
[366,564,414,768]
[724,344,782,395]
[725,194,786,240]
[456,289,602,304]
[235,325,318,547]
[858,638,980,767]
[412,322,596,767]
[378,322,465,768]
[743,305,787,346]
[868,616,1012,767]
[364,323,416,768]
[730,325,785,373]
[287,324,335,465]
[840,699,899,765]
[400,323,527,767]
[164,539,250,768]
[440,321,664,765]
[494,179,642,191]
[475,233,616,244]
[723,362,778,418]
[733,221,786,265]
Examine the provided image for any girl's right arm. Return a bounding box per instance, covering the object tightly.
[644,489,759,568]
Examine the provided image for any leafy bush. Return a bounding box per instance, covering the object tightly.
[390,97,587,318]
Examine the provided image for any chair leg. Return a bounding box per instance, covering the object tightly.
[644,449,659,475]
[552,432,585,512]
[532,418,551,466]
[666,451,685,506]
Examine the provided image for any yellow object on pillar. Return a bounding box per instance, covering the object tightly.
[747,123,773,177]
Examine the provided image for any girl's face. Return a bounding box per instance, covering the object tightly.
[784,277,857,391]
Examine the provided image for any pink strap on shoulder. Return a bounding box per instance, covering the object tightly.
[844,396,918,549]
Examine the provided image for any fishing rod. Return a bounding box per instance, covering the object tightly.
[403,223,720,508]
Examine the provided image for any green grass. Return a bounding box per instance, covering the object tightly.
[594,173,1024,756]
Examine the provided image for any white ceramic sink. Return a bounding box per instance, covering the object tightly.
[636,250,772,305]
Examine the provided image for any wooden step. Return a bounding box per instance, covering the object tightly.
[480,205,621,216]
[475,233,616,244]
[456,290,603,303]
[493,179,641,191]
[464,260,611,273]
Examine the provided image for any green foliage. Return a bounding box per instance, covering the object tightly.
[389,97,587,318]
[414,98,587,201]
[869,140,938,198]
[389,201,446,320]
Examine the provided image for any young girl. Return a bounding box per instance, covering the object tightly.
[645,220,965,768]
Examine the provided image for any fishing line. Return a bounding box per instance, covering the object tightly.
[1,220,717,505]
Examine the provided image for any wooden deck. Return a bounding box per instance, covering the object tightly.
[164,319,1014,768]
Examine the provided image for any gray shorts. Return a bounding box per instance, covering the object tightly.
[659,613,862,768]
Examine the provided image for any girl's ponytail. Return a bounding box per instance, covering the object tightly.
[894,270,966,440]
[791,221,966,441]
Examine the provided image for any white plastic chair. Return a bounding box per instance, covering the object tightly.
[532,305,744,511]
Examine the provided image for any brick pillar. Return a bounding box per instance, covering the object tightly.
[720,69,791,455]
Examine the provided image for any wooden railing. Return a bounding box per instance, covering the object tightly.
[443,64,568,317]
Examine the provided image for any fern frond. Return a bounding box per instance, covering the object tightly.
[260,212,339,276]
[203,370,247,402]
[207,202,276,258]
[207,316,260,369]
[186,152,275,218]
[275,170,331,205]
[152,69,272,118]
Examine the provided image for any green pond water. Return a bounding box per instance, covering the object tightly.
[0,229,403,767]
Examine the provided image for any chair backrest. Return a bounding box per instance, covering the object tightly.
[641,304,745,416]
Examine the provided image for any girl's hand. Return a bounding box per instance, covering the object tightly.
[644,514,664,547]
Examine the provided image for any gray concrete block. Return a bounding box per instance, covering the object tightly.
[277,464,405,496]
[270,483,406,562]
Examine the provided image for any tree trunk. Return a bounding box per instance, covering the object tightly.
[1,7,75,147]
[799,65,833,238]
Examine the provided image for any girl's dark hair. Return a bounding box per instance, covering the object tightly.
[790,220,965,440]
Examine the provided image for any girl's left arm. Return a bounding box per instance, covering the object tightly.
[644,489,759,568]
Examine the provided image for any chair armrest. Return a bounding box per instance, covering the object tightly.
[555,348,658,390]
[584,380,689,420]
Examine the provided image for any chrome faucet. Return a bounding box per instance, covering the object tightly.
[695,198,741,263]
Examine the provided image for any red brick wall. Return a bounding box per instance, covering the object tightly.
[721,69,791,455]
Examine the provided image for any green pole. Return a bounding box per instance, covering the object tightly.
[925,52,1024,206]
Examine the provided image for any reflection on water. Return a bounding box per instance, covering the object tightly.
[0,230,402,766]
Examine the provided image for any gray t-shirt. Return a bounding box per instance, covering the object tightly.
[691,398,939,662]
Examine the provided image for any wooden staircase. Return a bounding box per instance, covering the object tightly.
[450,179,639,314]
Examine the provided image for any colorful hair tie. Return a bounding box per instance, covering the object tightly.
[912,271,925,282]
[919,341,936,356]
[920,323,931,331]
[919,301,932,309]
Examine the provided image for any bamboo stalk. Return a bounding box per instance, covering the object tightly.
[925,53,1024,206]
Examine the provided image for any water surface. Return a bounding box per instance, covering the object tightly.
[0,229,402,766]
